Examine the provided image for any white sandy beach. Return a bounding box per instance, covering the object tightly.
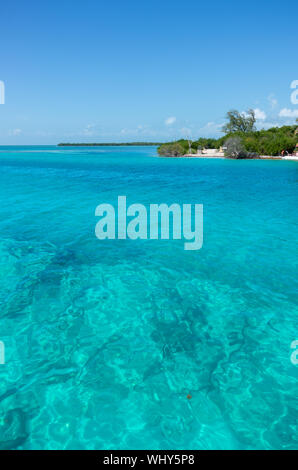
[183,153,298,160]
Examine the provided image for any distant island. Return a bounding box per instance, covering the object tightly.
[58,142,161,147]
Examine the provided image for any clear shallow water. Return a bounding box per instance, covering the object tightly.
[0,145,297,450]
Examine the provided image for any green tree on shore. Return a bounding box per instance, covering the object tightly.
[222,109,256,134]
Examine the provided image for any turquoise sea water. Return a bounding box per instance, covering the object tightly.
[0,145,297,449]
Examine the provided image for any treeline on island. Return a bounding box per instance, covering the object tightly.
[158,110,298,158]
[58,142,161,147]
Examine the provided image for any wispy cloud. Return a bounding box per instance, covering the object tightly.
[179,127,191,137]
[267,94,278,109]
[254,108,266,120]
[279,108,298,118]
[9,128,22,136]
[196,121,224,137]
[121,125,144,136]
[165,116,176,126]
[119,125,159,138]
[81,123,97,136]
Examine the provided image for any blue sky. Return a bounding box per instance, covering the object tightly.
[0,0,297,144]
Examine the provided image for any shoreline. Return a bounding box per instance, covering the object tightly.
[180,154,298,160]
